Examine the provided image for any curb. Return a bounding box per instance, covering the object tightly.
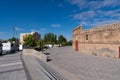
[20,51,32,80]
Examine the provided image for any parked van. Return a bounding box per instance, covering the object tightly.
[2,42,18,54]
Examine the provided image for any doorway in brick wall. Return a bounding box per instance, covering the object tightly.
[75,40,78,51]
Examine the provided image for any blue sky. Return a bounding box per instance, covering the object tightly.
[0,0,120,40]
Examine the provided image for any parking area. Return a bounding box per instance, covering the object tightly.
[0,52,27,80]
[43,46,120,80]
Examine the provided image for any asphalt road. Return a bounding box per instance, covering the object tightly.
[0,52,27,80]
[43,46,120,80]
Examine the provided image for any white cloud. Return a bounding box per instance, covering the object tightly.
[88,1,102,10]
[30,28,46,33]
[104,10,120,18]
[71,8,120,27]
[67,0,120,28]
[51,24,61,28]
[95,9,120,19]
[102,0,120,7]
[67,0,102,10]
[73,10,95,20]
[68,0,120,10]
[15,27,24,31]
[69,0,87,7]
[92,20,120,27]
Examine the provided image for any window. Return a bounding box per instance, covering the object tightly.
[86,35,88,40]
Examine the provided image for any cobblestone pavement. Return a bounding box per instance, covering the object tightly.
[0,52,27,80]
[43,46,120,80]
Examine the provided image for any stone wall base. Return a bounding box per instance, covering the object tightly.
[76,43,120,58]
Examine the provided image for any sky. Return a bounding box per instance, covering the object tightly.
[0,0,120,40]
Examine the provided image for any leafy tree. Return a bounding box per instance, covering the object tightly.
[58,35,67,46]
[8,37,19,43]
[54,34,57,44]
[23,34,36,47]
[0,40,2,47]
[67,40,72,46]
[37,39,44,48]
[44,33,57,45]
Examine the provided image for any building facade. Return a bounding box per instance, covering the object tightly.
[20,32,40,44]
[72,23,120,58]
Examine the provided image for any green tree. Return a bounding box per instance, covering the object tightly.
[58,35,67,46]
[44,33,57,45]
[23,34,36,47]
[37,39,44,48]
[67,40,72,46]
[8,37,19,43]
[54,34,57,44]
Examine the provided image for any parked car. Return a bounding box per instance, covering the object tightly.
[45,44,53,48]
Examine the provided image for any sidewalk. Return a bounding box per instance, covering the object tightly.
[21,49,66,80]
[0,52,27,80]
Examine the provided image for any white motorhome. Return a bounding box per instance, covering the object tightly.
[2,42,18,54]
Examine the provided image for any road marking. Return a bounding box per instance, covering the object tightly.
[0,62,22,68]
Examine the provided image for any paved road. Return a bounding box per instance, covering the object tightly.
[0,52,27,80]
[43,46,120,80]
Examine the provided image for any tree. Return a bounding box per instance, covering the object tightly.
[37,39,44,48]
[8,37,19,43]
[44,33,57,45]
[23,34,36,47]
[67,40,72,46]
[58,35,67,46]
[54,34,57,44]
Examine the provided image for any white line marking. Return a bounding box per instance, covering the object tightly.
[0,62,22,68]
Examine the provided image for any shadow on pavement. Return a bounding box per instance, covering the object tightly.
[47,58,52,62]
[44,53,51,55]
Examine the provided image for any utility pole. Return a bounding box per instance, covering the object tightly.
[13,26,16,43]
[13,26,15,38]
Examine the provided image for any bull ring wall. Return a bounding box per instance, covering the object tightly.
[72,23,120,58]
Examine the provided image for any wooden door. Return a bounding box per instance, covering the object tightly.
[75,40,78,51]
